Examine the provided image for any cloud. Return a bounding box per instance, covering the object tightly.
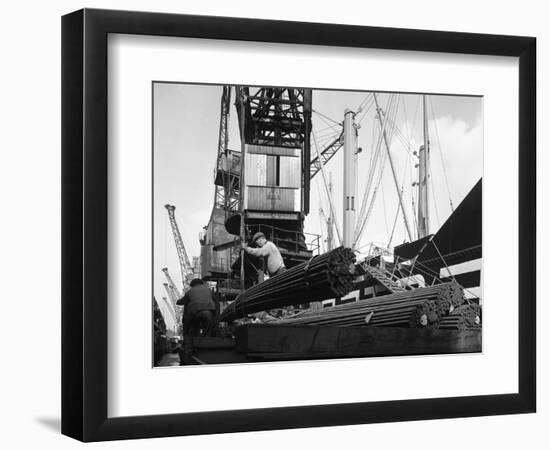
[428,114,483,210]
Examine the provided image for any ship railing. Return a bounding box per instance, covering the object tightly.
[246,224,321,256]
[359,243,421,289]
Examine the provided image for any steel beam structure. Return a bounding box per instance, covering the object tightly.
[309,129,344,179]
[165,204,193,290]
[235,87,312,214]
[213,86,240,213]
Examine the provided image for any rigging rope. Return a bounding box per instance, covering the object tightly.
[354,95,402,247]
[429,96,455,212]
[356,93,372,113]
[430,170,441,229]
[356,148,389,246]
[395,153,411,245]
[353,95,395,244]
[413,247,476,304]
[387,188,402,248]
[318,204,326,254]
[373,93,414,242]
[315,175,331,253]
[312,124,343,245]
[377,107,417,159]
[409,155,419,237]
[368,115,377,170]
[316,134,341,150]
[400,95,413,145]
[381,184,390,243]
[431,240,457,284]
[315,123,342,134]
[312,109,342,127]
[410,96,421,142]
[355,95,375,126]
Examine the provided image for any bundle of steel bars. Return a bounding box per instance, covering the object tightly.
[275,282,465,328]
[219,247,356,322]
[439,303,482,330]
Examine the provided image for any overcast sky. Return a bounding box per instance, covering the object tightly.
[153,83,483,316]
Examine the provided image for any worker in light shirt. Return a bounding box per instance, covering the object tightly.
[242,232,287,279]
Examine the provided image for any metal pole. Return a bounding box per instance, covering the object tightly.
[343,109,358,248]
[327,172,334,251]
[417,94,430,238]
[238,88,247,292]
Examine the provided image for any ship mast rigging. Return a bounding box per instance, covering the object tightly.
[373,93,414,242]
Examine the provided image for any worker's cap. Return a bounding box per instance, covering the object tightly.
[190,278,204,287]
[252,232,266,243]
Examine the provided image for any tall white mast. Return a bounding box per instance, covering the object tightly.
[417,95,430,238]
[342,109,358,247]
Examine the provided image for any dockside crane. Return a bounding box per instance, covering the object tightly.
[163,282,183,326]
[214,85,240,213]
[162,267,182,299]
[163,282,179,307]
[162,267,184,325]
[165,204,193,291]
[160,296,177,325]
[310,130,344,179]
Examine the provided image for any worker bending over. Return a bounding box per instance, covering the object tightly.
[243,232,286,278]
[176,278,216,364]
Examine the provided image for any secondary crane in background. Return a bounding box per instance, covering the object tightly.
[310,129,344,179]
[160,296,177,325]
[163,282,179,307]
[165,204,193,291]
[162,267,184,325]
[162,267,182,299]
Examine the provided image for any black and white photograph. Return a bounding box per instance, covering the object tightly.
[0,0,543,445]
[152,83,483,367]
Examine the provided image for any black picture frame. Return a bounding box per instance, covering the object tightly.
[62,8,536,442]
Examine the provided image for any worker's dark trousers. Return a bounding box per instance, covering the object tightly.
[182,310,216,360]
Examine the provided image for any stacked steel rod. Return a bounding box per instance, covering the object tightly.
[439,303,482,330]
[275,282,465,328]
[219,247,356,322]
